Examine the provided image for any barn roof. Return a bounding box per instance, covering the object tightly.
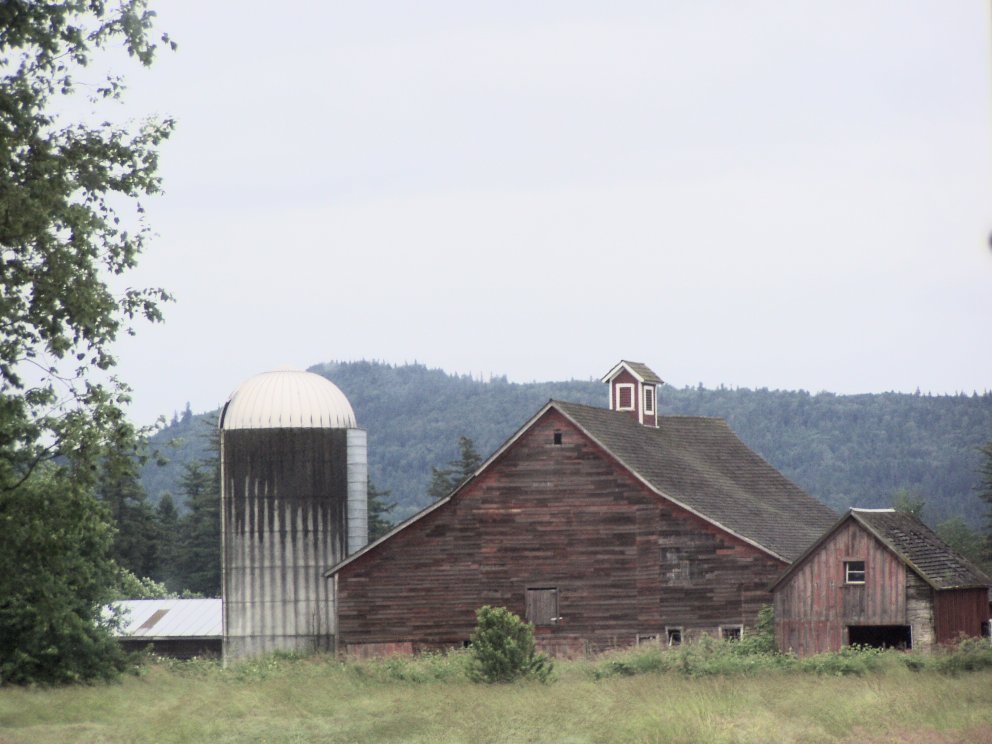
[110,599,223,639]
[327,399,837,576]
[851,509,990,590]
[770,509,991,592]
[552,401,837,562]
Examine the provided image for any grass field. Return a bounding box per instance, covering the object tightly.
[2,645,992,743]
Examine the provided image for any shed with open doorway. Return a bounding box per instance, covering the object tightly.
[770,508,990,656]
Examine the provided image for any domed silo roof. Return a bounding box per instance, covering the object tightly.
[219,369,357,430]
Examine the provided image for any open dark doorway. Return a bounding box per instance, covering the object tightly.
[847,625,912,650]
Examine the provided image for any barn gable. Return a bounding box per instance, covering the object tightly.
[329,407,792,655]
[327,388,840,656]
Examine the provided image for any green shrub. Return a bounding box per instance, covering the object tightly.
[798,644,886,676]
[733,605,776,656]
[468,606,553,683]
[933,636,992,675]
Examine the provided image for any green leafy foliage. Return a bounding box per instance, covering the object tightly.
[468,605,553,683]
[0,467,130,684]
[0,0,172,684]
[114,570,170,600]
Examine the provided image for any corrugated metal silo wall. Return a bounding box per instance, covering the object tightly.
[221,428,348,659]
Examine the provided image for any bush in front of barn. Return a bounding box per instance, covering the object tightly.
[467,606,553,683]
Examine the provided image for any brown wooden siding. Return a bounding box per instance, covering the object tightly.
[934,588,988,644]
[336,409,785,656]
[774,520,909,656]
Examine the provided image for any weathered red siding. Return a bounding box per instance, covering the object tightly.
[336,409,785,656]
[610,369,639,420]
[934,589,988,644]
[774,520,908,656]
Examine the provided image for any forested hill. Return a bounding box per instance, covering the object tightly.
[142,360,992,529]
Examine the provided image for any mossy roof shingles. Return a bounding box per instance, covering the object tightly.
[555,401,838,562]
[852,509,990,589]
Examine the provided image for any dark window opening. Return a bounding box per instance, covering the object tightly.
[526,587,559,626]
[847,625,912,650]
[667,628,682,646]
[644,387,654,414]
[845,560,866,584]
[720,625,742,641]
[553,431,562,445]
[982,621,991,639]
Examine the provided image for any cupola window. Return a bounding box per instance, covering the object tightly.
[616,384,634,410]
[644,386,655,415]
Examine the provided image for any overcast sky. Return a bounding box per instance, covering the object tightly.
[98,1,992,425]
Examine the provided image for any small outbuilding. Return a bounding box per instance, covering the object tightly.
[771,508,991,656]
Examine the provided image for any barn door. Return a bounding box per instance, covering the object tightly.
[526,588,559,626]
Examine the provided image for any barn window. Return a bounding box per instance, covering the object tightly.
[616,384,634,410]
[553,431,563,445]
[526,587,559,626]
[845,561,866,584]
[644,386,655,414]
[666,627,683,646]
[720,625,743,641]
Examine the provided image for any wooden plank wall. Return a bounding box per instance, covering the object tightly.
[774,520,908,656]
[934,588,988,644]
[336,408,786,656]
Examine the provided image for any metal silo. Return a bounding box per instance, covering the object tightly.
[218,370,368,660]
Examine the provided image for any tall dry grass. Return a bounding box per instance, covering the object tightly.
[1,645,991,743]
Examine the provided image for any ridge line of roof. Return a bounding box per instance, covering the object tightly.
[550,403,789,563]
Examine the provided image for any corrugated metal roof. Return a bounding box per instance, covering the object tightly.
[219,369,357,430]
[112,599,222,639]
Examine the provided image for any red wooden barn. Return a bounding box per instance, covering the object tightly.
[326,361,838,657]
[771,508,991,656]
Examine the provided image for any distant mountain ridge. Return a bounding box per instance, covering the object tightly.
[141,360,992,529]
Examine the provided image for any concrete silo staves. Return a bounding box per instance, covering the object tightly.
[218,370,368,659]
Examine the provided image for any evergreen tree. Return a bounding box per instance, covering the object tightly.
[96,423,159,580]
[368,481,396,541]
[935,516,988,572]
[427,435,482,501]
[455,435,482,480]
[891,488,926,520]
[980,440,992,561]
[175,457,221,596]
[153,493,181,591]
[427,464,457,502]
